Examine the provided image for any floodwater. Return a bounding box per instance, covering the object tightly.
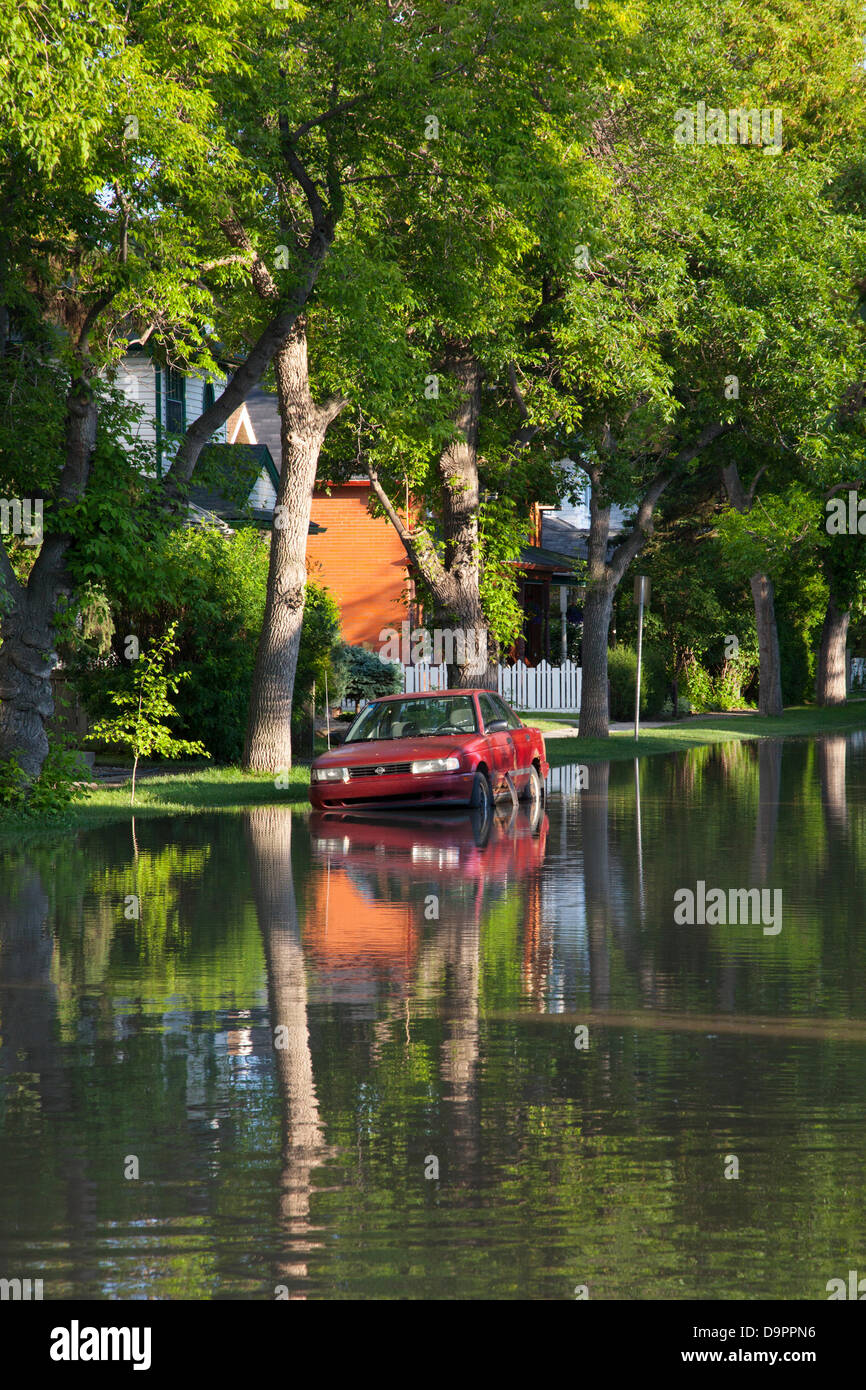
[1,734,865,1300]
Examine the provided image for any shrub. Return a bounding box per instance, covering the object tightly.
[292,583,342,722]
[661,695,693,717]
[66,526,342,761]
[681,655,757,712]
[607,644,668,720]
[331,644,403,706]
[0,741,90,820]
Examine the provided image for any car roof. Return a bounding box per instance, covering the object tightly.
[376,688,488,702]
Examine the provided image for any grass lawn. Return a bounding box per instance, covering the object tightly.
[3,701,866,839]
[0,764,312,842]
[542,701,866,766]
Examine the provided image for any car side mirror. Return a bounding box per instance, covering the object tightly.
[486,719,509,733]
[329,729,347,745]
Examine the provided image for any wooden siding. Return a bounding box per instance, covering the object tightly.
[306,483,409,648]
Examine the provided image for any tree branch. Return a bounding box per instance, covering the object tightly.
[165,217,336,493]
[219,217,280,304]
[279,112,328,230]
[365,460,451,595]
[286,94,365,142]
[317,394,349,430]
[610,422,732,583]
[199,253,252,272]
[745,462,768,508]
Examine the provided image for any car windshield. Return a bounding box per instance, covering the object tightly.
[344,694,479,742]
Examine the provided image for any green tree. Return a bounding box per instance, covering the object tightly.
[90,623,209,803]
[530,0,866,736]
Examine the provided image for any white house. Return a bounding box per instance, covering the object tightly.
[111,343,279,526]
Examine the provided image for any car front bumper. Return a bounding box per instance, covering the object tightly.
[310,769,476,811]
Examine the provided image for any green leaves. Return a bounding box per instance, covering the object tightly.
[90,621,210,802]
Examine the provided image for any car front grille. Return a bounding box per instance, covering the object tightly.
[347,761,413,779]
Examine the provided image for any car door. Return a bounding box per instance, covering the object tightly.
[478,692,517,793]
[490,694,533,792]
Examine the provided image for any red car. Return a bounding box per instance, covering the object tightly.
[310,688,549,814]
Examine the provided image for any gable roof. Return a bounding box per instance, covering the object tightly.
[188,442,323,531]
[192,442,274,514]
[243,386,283,470]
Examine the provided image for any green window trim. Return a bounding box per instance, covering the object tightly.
[165,367,186,434]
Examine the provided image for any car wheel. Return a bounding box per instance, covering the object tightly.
[519,764,543,805]
[470,769,492,815]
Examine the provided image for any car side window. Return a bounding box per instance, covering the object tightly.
[492,695,522,730]
[478,694,500,730]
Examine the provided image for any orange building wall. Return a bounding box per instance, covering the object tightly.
[306,483,409,647]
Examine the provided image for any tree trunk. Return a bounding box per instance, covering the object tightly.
[750,738,782,883]
[0,592,58,780]
[0,372,97,780]
[438,355,494,689]
[365,352,496,691]
[816,594,850,707]
[578,488,614,738]
[578,583,615,737]
[721,462,784,718]
[243,321,345,772]
[749,571,784,716]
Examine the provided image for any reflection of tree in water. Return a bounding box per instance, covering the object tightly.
[817,736,848,839]
[245,807,329,1297]
[750,739,782,885]
[0,858,99,1295]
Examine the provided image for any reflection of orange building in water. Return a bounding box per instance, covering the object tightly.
[304,866,420,981]
[306,810,549,996]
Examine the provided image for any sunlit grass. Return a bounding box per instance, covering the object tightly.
[83,763,310,817]
[544,701,866,766]
[4,701,866,838]
[0,763,312,842]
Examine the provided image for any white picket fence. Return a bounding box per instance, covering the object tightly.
[402,659,581,713]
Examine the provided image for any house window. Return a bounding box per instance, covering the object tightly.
[165,368,185,433]
[203,382,215,412]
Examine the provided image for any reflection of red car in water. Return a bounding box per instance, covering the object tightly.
[310,689,549,814]
[310,802,549,881]
[306,806,549,983]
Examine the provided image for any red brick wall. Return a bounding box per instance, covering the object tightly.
[307,483,409,647]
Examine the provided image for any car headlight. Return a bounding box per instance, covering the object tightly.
[312,766,350,782]
[410,756,461,775]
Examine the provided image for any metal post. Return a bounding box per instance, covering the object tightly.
[325,672,331,750]
[560,584,568,665]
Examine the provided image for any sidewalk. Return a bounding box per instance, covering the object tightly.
[539,711,760,738]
